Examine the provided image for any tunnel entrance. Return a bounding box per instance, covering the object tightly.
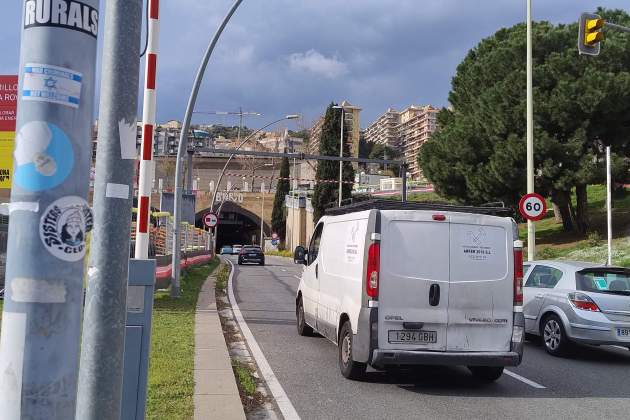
[196,201,270,251]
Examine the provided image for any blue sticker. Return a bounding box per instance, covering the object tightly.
[14,121,74,192]
[594,277,608,290]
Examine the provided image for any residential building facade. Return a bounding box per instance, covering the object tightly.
[307,100,362,158]
[364,104,439,180]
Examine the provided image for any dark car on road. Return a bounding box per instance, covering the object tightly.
[238,245,265,266]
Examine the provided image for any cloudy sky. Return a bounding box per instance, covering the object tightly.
[0,0,627,130]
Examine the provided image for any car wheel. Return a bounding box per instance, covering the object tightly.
[469,366,504,382]
[541,314,569,356]
[296,297,313,337]
[338,321,366,380]
[260,260,265,266]
[238,259,242,265]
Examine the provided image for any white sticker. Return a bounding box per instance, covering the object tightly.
[11,277,66,303]
[127,286,145,314]
[22,63,82,108]
[118,120,137,159]
[40,196,93,262]
[345,221,361,264]
[0,312,27,419]
[106,183,130,199]
[8,202,39,213]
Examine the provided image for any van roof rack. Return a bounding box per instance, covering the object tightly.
[325,199,514,217]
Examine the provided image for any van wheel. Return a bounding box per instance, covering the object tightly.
[296,297,313,336]
[469,366,504,382]
[338,321,366,380]
[541,314,569,356]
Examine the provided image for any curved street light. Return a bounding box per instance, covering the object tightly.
[171,0,244,297]
[209,114,299,214]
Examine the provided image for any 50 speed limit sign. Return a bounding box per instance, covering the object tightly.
[519,193,547,221]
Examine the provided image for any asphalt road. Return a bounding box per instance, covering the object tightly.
[227,255,630,420]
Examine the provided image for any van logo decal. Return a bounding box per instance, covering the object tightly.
[462,228,492,261]
[385,315,404,321]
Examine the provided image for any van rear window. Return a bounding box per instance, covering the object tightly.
[576,269,630,296]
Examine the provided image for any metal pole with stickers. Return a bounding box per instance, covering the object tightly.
[0,1,99,418]
[76,0,144,418]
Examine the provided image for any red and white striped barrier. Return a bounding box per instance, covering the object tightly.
[223,172,356,185]
[155,253,213,283]
[136,0,160,259]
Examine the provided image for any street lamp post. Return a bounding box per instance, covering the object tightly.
[209,115,299,213]
[170,0,244,297]
[333,105,345,206]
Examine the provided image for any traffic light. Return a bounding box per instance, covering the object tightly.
[578,13,604,56]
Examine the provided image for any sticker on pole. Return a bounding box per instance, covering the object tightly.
[519,193,547,221]
[204,212,218,228]
[40,196,93,262]
[14,121,74,191]
[22,63,83,108]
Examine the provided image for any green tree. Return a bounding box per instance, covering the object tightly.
[271,156,291,241]
[419,10,630,232]
[312,104,355,222]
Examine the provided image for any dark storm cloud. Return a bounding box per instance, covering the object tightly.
[1,0,629,127]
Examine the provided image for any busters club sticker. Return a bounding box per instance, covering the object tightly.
[40,196,93,262]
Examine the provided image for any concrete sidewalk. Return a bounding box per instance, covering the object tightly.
[194,273,245,420]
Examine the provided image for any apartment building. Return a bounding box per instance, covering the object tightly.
[364,107,401,150]
[307,100,362,158]
[398,105,438,179]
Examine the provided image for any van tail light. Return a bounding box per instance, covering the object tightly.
[366,242,380,299]
[568,292,600,312]
[513,242,523,306]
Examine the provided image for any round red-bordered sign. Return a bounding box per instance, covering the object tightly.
[519,193,547,221]
[204,212,218,228]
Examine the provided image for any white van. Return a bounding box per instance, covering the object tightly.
[294,202,524,381]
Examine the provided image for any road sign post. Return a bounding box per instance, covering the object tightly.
[0,1,99,418]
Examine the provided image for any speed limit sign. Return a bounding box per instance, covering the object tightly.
[519,193,547,221]
[204,212,218,228]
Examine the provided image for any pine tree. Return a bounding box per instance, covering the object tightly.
[312,103,355,223]
[271,156,290,241]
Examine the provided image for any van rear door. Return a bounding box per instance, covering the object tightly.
[447,213,513,352]
[379,211,449,351]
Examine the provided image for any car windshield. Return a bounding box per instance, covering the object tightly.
[576,269,630,296]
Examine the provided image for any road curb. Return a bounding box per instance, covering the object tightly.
[193,270,246,420]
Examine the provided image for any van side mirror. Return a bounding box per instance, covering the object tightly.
[294,246,307,265]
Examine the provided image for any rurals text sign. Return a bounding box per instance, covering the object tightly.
[24,0,99,38]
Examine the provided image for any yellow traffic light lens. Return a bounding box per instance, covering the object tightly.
[586,18,604,30]
[585,31,604,46]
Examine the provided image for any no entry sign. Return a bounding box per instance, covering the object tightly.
[519,193,547,221]
[204,212,218,228]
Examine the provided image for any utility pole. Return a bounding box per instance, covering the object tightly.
[76,1,143,418]
[526,0,536,261]
[339,108,344,206]
[606,146,612,265]
[0,1,99,418]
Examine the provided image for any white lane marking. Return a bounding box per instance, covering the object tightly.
[293,275,301,280]
[227,259,301,420]
[504,369,546,389]
[281,269,287,272]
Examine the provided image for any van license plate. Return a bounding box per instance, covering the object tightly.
[617,328,630,338]
[388,330,437,344]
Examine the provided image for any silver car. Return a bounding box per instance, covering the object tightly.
[523,260,630,355]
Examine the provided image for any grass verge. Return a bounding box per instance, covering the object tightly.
[232,360,257,396]
[215,262,230,291]
[146,258,219,420]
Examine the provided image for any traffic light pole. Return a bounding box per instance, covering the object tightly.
[76,1,143,418]
[0,1,99,418]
